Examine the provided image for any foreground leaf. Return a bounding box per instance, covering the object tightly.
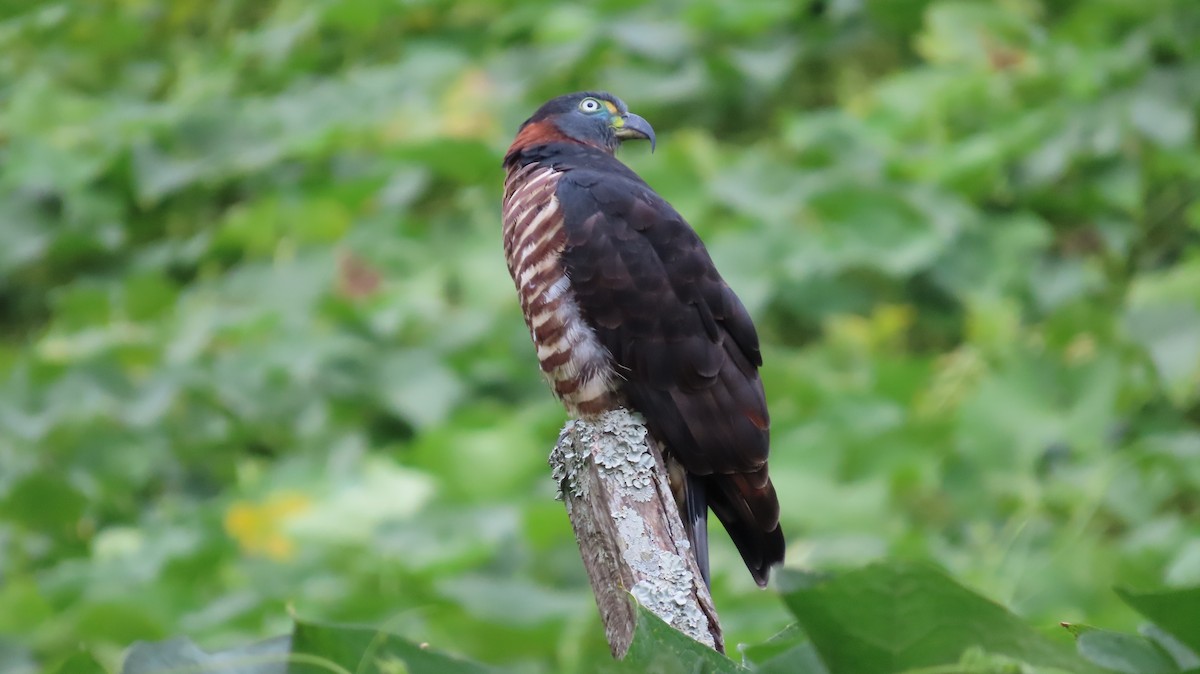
[1142,625,1200,672]
[288,619,494,674]
[738,624,828,674]
[1115,587,1200,655]
[1063,624,1179,674]
[778,562,1090,674]
[620,604,744,674]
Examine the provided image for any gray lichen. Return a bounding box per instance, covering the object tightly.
[550,420,586,501]
[615,506,711,646]
[550,409,657,502]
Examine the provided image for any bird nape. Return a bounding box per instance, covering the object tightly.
[501,91,785,587]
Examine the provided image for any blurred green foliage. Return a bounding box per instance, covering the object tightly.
[102,563,1200,673]
[1,0,1198,672]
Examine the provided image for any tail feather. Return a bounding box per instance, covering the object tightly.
[707,469,785,587]
[684,473,711,588]
[665,453,785,587]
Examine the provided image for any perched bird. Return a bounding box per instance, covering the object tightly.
[502,91,785,586]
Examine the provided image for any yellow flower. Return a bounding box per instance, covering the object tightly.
[224,492,311,561]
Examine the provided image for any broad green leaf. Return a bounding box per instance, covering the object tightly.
[434,574,587,627]
[0,578,54,634]
[749,644,828,674]
[795,184,958,277]
[1123,303,1200,405]
[621,603,744,674]
[902,645,1074,674]
[778,563,1090,674]
[1143,624,1200,672]
[0,471,86,537]
[288,619,494,674]
[1064,624,1179,674]
[739,624,829,674]
[1166,540,1200,587]
[1115,587,1200,654]
[739,623,804,665]
[49,651,106,674]
[375,350,466,430]
[1130,95,1195,149]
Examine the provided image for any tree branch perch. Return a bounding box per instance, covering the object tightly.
[549,408,723,657]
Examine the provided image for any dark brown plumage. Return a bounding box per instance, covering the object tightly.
[502,91,785,586]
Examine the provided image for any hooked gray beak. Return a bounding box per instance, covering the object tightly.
[613,112,656,152]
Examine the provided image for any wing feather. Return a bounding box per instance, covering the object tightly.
[556,167,784,584]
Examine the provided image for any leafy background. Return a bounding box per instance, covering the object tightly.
[1,0,1198,672]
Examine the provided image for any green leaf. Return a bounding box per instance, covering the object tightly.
[0,200,51,275]
[1166,540,1200,587]
[122,636,291,674]
[1123,303,1200,405]
[1130,95,1195,149]
[621,604,744,674]
[375,350,465,430]
[1143,625,1200,672]
[778,562,1090,674]
[1123,260,1200,405]
[0,471,86,537]
[49,651,106,674]
[749,644,828,674]
[434,574,586,627]
[0,637,36,674]
[917,1,1035,67]
[796,184,958,277]
[739,623,804,664]
[1115,587,1200,655]
[1064,624,1180,674]
[739,624,829,674]
[288,619,495,674]
[0,578,54,634]
[393,140,496,184]
[906,645,1073,674]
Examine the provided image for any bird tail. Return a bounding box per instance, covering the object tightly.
[684,472,710,588]
[671,458,786,588]
[667,454,711,588]
[708,467,785,587]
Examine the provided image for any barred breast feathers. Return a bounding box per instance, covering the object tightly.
[502,163,617,418]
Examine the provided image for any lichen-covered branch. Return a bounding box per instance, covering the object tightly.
[549,409,723,657]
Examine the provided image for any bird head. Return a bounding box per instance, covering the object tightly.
[513,91,656,154]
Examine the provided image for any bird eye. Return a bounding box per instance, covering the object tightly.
[579,98,602,113]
